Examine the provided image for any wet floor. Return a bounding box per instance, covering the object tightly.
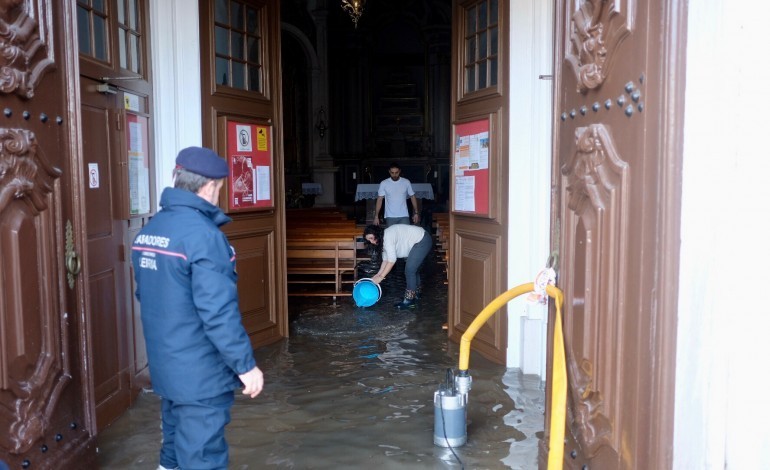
[97,255,545,469]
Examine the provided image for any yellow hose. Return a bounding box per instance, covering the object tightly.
[458,282,566,470]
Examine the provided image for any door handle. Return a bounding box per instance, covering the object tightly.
[65,220,81,289]
[66,251,81,276]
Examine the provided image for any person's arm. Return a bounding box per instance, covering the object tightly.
[191,234,258,383]
[372,230,396,283]
[410,194,420,224]
[372,260,395,284]
[374,196,384,225]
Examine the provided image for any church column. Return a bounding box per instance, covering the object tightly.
[310,4,338,206]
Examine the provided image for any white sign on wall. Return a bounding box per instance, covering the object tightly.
[88,163,99,189]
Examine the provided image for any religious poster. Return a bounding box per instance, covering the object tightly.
[226,120,273,211]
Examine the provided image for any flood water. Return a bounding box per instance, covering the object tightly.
[97,256,545,469]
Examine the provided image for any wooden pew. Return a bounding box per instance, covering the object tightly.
[432,213,450,281]
[285,237,358,297]
[285,211,362,298]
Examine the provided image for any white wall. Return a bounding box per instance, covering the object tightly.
[674,0,770,467]
[506,0,554,374]
[149,0,204,202]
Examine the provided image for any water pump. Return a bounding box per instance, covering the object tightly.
[433,368,472,447]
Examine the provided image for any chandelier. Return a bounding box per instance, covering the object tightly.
[341,0,366,28]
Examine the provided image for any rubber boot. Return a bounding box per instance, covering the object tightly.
[395,289,417,309]
[415,286,423,301]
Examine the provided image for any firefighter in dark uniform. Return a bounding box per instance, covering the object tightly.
[131,146,263,470]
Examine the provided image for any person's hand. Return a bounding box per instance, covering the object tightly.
[239,366,264,398]
[372,274,384,284]
[412,213,420,223]
[373,216,380,226]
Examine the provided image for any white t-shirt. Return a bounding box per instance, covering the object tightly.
[382,224,426,262]
[377,177,415,218]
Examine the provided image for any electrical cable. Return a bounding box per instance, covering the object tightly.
[439,368,464,469]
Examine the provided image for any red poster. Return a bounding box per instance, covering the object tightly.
[226,120,273,211]
[453,118,489,215]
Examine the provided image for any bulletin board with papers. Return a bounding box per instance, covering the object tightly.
[452,118,489,216]
[219,117,274,212]
[125,112,152,217]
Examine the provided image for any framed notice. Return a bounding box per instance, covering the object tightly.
[452,118,490,215]
[219,117,274,212]
[126,112,152,217]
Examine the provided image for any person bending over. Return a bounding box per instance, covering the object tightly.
[363,223,433,309]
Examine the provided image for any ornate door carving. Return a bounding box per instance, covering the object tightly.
[544,0,682,467]
[0,1,96,467]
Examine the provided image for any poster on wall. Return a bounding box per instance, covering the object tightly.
[453,118,489,215]
[126,112,151,216]
[225,119,273,211]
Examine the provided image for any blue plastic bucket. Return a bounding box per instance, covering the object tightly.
[353,278,382,307]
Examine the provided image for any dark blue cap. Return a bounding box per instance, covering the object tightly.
[175,146,228,179]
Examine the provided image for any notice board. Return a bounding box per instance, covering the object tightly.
[125,112,151,217]
[453,118,489,215]
[220,117,274,212]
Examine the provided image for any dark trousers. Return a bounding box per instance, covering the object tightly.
[159,391,234,470]
[405,231,433,291]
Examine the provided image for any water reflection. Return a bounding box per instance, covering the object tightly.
[97,258,544,469]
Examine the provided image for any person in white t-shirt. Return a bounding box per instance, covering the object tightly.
[363,223,433,309]
[374,162,420,226]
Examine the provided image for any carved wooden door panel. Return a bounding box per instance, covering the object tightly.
[543,1,682,468]
[0,1,97,468]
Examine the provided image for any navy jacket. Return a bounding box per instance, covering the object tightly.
[131,187,257,401]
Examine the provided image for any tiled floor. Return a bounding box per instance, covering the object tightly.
[97,256,545,469]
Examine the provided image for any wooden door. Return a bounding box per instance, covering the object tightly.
[79,77,133,430]
[199,0,287,347]
[75,0,154,429]
[543,0,683,467]
[447,0,510,364]
[0,1,97,467]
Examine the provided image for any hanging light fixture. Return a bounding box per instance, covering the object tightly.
[341,0,366,28]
